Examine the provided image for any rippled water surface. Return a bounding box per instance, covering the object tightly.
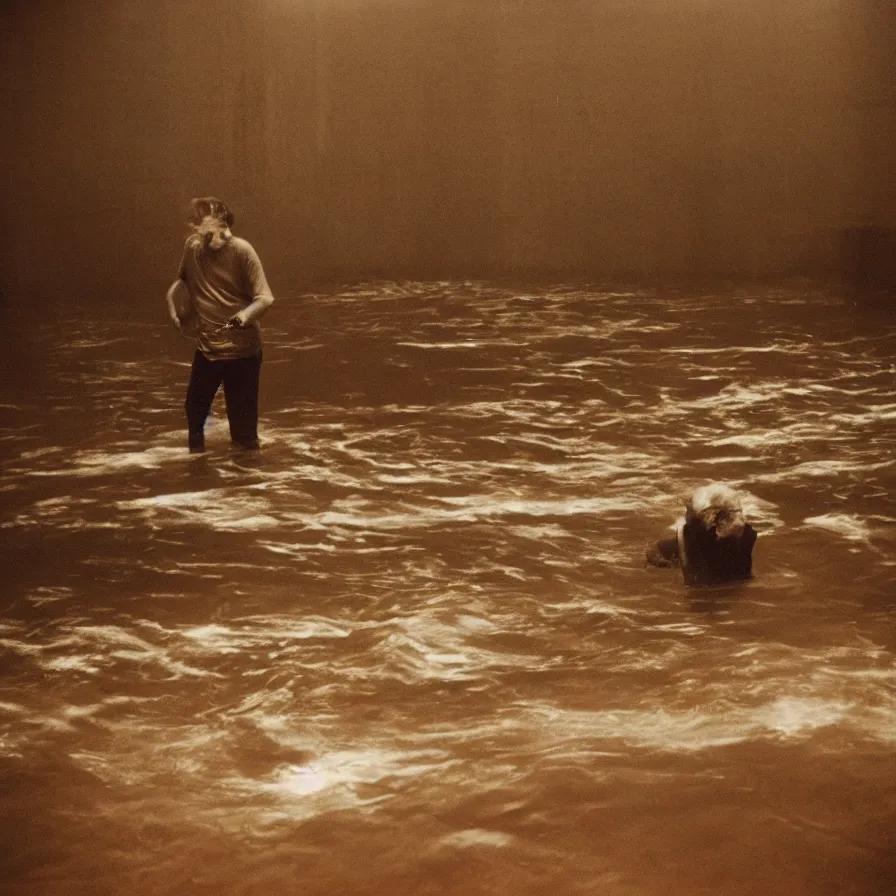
[1,282,894,895]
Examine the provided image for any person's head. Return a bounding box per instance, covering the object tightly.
[685,483,746,540]
[188,196,234,250]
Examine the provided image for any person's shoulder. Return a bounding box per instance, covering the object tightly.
[229,236,258,256]
[646,532,680,567]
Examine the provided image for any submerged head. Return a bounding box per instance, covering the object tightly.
[188,196,234,250]
[686,483,746,540]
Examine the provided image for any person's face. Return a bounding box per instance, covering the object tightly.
[195,214,230,250]
[713,507,745,540]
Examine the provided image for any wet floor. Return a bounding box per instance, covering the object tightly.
[1,281,894,895]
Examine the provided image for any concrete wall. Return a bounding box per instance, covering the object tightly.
[1,0,894,299]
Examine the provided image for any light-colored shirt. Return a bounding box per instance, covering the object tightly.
[177,234,273,360]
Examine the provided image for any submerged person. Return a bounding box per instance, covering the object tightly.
[646,483,757,585]
[165,197,275,453]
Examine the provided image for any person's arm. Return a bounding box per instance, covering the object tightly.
[227,242,275,328]
[229,292,274,328]
[166,242,195,332]
[165,278,189,332]
[646,535,680,568]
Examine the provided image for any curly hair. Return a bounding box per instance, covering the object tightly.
[685,483,746,539]
[188,196,234,228]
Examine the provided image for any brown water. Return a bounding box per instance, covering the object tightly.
[1,282,894,896]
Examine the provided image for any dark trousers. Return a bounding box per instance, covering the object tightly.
[185,349,262,450]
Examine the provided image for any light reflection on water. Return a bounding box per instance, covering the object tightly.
[0,282,894,895]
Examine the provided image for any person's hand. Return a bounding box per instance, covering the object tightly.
[225,312,248,329]
[170,313,183,333]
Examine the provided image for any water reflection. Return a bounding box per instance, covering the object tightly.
[0,282,894,895]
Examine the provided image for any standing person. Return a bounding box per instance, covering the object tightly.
[165,197,275,453]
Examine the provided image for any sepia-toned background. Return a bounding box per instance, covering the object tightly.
[1,0,894,298]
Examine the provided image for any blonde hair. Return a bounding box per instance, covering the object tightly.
[686,483,745,532]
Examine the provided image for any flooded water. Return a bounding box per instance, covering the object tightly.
[1,281,894,895]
